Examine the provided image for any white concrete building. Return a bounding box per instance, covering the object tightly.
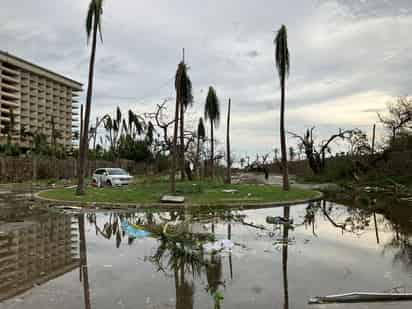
[0,50,82,149]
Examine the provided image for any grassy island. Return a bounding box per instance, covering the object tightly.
[38,179,320,207]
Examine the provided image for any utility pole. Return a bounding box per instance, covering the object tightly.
[226,98,231,184]
[371,123,376,155]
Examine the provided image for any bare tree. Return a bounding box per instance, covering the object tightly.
[289,127,354,174]
[378,96,412,141]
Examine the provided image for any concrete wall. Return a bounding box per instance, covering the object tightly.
[0,156,148,183]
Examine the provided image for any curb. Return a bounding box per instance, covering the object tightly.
[35,189,324,211]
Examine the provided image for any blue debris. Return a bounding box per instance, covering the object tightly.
[121,221,151,238]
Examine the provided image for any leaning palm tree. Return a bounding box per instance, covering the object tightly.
[76,0,104,195]
[274,24,290,191]
[196,117,206,178]
[204,86,220,179]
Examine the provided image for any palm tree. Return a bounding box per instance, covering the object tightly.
[4,107,16,145]
[274,24,290,191]
[178,63,193,180]
[204,86,220,179]
[196,117,206,178]
[288,146,295,161]
[274,148,279,161]
[170,62,186,193]
[76,0,104,195]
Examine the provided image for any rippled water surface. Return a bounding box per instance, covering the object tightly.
[1,198,412,309]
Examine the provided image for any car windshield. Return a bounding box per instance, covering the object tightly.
[108,169,128,175]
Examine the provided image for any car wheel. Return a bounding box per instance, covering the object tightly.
[106,180,112,187]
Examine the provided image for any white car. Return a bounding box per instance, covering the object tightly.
[92,168,133,187]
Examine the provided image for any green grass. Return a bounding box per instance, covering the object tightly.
[39,180,319,206]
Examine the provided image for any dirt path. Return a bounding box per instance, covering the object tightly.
[236,172,337,191]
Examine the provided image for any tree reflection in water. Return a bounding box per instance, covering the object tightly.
[84,200,412,308]
[149,232,225,308]
[78,214,91,309]
[304,199,412,271]
[281,206,290,309]
[303,200,374,236]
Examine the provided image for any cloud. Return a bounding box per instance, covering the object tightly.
[0,0,411,157]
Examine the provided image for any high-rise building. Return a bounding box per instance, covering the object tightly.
[0,50,82,149]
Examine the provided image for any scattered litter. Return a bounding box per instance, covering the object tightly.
[50,205,83,213]
[203,239,234,253]
[309,292,412,304]
[161,195,185,203]
[222,189,239,194]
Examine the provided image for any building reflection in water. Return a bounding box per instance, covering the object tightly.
[0,213,79,301]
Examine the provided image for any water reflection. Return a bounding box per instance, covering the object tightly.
[79,214,91,309]
[281,206,290,309]
[0,212,78,301]
[85,203,412,308]
[2,199,412,308]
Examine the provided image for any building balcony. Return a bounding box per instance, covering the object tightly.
[1,91,20,100]
[0,99,19,108]
[1,83,19,92]
[1,74,19,84]
[1,66,20,77]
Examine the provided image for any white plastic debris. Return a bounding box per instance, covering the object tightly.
[222,189,239,193]
[203,239,234,253]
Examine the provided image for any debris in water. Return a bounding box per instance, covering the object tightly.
[266,216,293,225]
[308,292,412,304]
[203,239,234,253]
[121,221,151,238]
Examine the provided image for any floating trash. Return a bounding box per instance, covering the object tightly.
[308,292,412,304]
[121,221,151,238]
[203,239,234,253]
[266,216,294,225]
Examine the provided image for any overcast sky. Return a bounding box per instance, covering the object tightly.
[1,0,411,157]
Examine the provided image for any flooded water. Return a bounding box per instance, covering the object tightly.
[1,198,412,308]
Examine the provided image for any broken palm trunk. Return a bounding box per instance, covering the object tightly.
[309,292,412,304]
